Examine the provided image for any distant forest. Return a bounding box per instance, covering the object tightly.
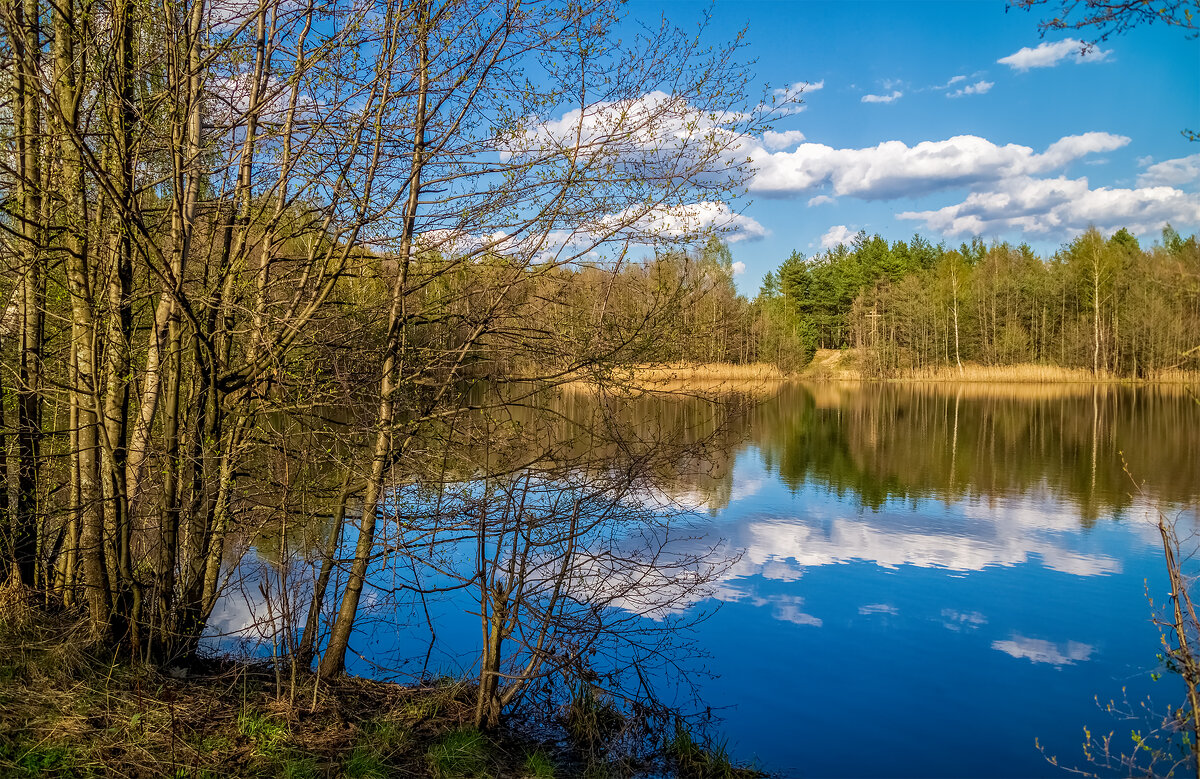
[690,225,1200,377]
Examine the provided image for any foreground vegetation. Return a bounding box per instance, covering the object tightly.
[0,1,790,773]
[0,590,761,778]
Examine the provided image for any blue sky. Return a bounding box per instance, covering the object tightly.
[624,0,1200,292]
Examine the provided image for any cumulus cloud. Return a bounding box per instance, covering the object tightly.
[807,195,836,207]
[1137,153,1200,188]
[898,175,1200,237]
[948,80,993,98]
[504,90,738,167]
[997,38,1110,71]
[418,201,766,264]
[862,90,903,104]
[820,224,856,249]
[731,261,746,276]
[627,201,767,243]
[763,130,807,150]
[748,132,1129,200]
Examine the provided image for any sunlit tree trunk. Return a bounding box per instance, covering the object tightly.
[320,0,429,678]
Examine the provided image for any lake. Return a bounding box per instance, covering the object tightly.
[663,382,1199,777]
[210,381,1200,777]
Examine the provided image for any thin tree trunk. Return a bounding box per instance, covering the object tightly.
[319,0,430,679]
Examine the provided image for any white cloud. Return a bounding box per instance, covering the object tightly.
[625,486,1146,623]
[820,224,856,249]
[997,38,1110,71]
[948,80,993,98]
[859,603,898,616]
[807,195,836,207]
[624,201,767,244]
[898,175,1200,238]
[731,261,746,276]
[763,130,807,150]
[862,90,903,104]
[774,79,823,95]
[748,132,1129,200]
[938,74,968,89]
[992,635,1094,665]
[1137,153,1200,188]
[768,80,823,115]
[775,602,823,626]
[417,201,766,265]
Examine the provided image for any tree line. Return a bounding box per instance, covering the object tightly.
[755,226,1200,377]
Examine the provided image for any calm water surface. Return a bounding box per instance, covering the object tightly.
[213,382,1200,777]
[673,383,1199,777]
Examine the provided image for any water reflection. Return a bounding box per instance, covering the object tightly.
[992,635,1095,666]
[217,381,1200,777]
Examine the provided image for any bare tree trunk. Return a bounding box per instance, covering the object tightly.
[319,0,429,678]
[8,0,44,589]
[951,270,963,375]
[297,473,353,668]
[1092,245,1102,375]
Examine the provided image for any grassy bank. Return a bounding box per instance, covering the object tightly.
[561,363,788,394]
[0,610,529,777]
[562,355,1200,391]
[799,350,1200,385]
[0,591,758,778]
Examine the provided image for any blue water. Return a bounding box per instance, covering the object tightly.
[210,383,1200,777]
[680,454,1173,777]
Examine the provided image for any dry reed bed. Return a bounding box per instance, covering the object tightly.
[801,350,1200,387]
[560,362,788,394]
[890,363,1200,384]
[804,379,1200,405]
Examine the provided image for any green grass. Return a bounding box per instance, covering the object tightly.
[278,752,321,779]
[565,687,624,750]
[0,739,94,777]
[343,744,388,778]
[523,749,556,778]
[426,728,491,778]
[341,719,412,777]
[364,718,411,753]
[666,720,763,779]
[238,708,291,757]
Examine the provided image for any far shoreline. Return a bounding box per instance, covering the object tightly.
[559,353,1200,392]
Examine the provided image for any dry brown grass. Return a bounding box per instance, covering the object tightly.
[561,362,789,394]
[0,607,535,777]
[799,349,1200,386]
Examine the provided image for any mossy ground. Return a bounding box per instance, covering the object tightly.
[0,589,760,778]
[0,595,559,777]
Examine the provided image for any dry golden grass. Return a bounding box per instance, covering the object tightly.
[894,363,1200,385]
[897,363,1112,383]
[560,362,789,394]
[631,362,787,382]
[800,350,862,381]
[798,350,1200,386]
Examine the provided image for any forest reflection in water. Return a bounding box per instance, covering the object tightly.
[213,381,1200,777]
